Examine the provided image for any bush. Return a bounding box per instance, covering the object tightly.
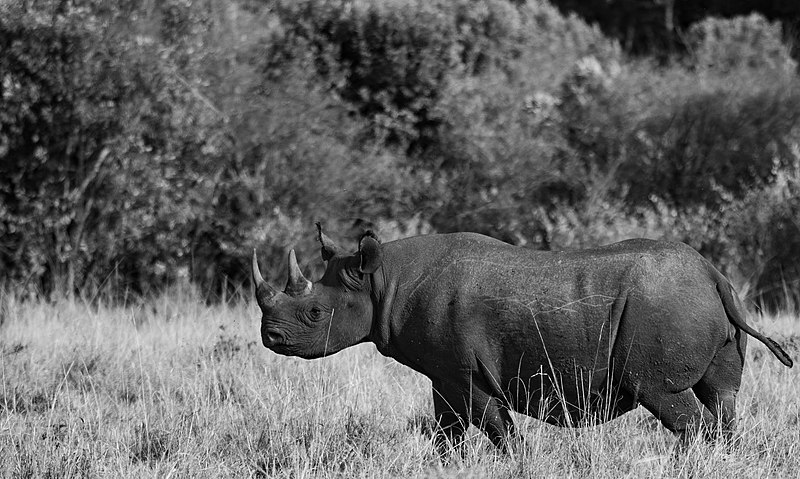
[721,170,800,312]
[0,1,421,299]
[2,1,799,309]
[547,17,800,209]
[688,14,797,75]
[271,0,458,149]
[0,3,180,296]
[408,2,618,244]
[624,13,800,207]
[271,0,618,153]
[626,80,800,207]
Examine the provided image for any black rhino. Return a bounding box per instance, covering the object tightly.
[252,225,792,452]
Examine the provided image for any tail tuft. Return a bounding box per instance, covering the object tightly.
[766,338,794,368]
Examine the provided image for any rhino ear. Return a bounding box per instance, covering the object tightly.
[316,222,340,261]
[357,232,382,274]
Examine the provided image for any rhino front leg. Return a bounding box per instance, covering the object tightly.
[468,387,516,453]
[432,380,469,456]
[432,379,517,454]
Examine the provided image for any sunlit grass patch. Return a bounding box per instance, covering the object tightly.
[0,296,797,477]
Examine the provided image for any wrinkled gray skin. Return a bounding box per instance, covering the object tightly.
[253,227,793,453]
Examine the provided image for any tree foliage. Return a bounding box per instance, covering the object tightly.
[546,0,800,56]
[1,1,798,310]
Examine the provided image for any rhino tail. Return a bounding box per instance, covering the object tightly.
[715,277,793,368]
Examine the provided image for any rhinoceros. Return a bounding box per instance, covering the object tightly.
[252,225,792,452]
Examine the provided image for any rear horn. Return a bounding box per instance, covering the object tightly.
[316,222,340,261]
[286,249,312,296]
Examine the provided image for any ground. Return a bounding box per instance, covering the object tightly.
[1,294,798,478]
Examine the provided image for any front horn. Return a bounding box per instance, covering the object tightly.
[286,249,312,296]
[252,249,277,306]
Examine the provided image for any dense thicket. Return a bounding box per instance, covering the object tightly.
[548,0,800,56]
[1,0,799,310]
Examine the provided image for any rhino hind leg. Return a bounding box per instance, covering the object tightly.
[691,331,746,444]
[636,388,714,445]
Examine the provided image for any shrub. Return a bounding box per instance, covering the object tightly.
[271,0,458,148]
[548,26,800,209]
[0,1,422,298]
[0,3,180,296]
[688,14,797,75]
[408,2,618,243]
[2,1,799,308]
[271,0,618,152]
[721,170,800,312]
[625,80,800,207]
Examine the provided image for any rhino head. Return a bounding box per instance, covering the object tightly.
[252,224,382,359]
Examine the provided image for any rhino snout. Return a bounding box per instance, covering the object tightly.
[261,329,285,348]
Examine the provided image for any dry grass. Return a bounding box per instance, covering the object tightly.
[1,293,798,478]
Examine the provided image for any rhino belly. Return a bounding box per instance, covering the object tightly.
[502,369,638,426]
[477,295,630,425]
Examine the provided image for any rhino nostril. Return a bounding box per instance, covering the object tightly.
[262,331,284,347]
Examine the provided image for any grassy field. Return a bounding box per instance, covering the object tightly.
[1,292,799,478]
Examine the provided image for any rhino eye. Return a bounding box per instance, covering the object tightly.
[310,306,322,319]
